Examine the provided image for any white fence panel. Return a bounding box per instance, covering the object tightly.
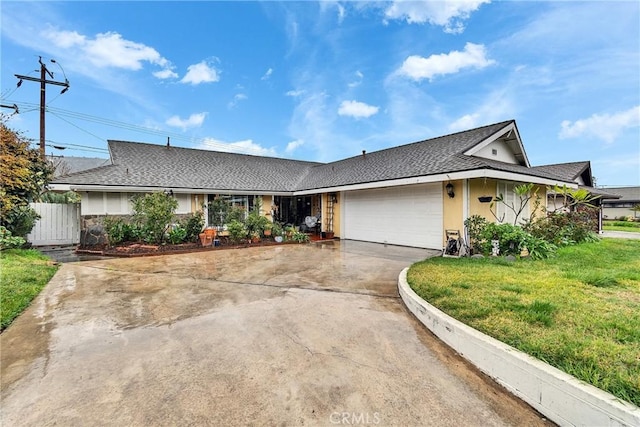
[27,203,80,246]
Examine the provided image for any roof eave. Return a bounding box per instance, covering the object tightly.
[462,121,531,167]
[293,168,577,195]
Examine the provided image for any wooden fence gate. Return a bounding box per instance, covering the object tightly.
[27,203,80,246]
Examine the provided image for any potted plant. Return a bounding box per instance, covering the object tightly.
[249,231,261,243]
[263,223,273,237]
[272,222,284,243]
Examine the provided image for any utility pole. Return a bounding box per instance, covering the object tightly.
[15,56,69,159]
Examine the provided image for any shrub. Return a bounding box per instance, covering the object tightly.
[180,211,204,242]
[227,219,247,244]
[168,226,188,244]
[464,215,489,254]
[0,226,26,250]
[612,221,640,228]
[523,234,557,260]
[102,216,133,245]
[131,192,178,244]
[480,223,531,256]
[291,231,310,243]
[246,210,270,236]
[2,205,40,238]
[226,206,246,224]
[525,210,599,247]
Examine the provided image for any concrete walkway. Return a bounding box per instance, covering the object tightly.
[1,241,550,426]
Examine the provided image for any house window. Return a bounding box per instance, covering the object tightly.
[496,182,528,225]
[207,194,255,224]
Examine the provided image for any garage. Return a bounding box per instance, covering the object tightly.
[342,183,443,249]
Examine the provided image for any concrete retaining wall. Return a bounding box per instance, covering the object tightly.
[398,268,640,427]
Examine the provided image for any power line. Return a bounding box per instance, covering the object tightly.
[48,110,108,143]
[1,99,268,156]
[45,139,109,153]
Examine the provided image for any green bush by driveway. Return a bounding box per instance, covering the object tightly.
[407,238,640,406]
[0,249,58,331]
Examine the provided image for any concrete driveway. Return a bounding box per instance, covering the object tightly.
[1,241,549,426]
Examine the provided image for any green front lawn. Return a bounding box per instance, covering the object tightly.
[407,238,640,406]
[603,220,640,233]
[0,249,59,331]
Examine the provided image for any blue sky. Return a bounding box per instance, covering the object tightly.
[1,1,639,186]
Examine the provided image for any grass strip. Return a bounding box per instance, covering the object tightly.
[407,238,640,407]
[0,249,59,331]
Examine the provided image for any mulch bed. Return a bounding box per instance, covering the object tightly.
[77,235,334,258]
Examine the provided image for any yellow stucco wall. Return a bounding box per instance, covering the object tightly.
[443,181,464,245]
[467,180,548,223]
[333,194,341,235]
[261,195,273,221]
[469,178,497,221]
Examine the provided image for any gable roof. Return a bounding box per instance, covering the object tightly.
[530,161,593,186]
[52,120,581,193]
[54,141,320,193]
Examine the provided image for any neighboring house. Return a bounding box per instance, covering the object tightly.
[51,120,598,250]
[601,187,640,219]
[47,155,111,178]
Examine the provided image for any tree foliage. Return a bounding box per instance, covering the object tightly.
[0,118,53,236]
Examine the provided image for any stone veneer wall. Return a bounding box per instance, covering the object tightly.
[80,213,196,247]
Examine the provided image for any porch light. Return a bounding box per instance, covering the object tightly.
[446,182,455,198]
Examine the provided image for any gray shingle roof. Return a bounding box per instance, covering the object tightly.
[297,121,515,190]
[599,186,640,201]
[54,141,320,192]
[53,120,583,192]
[529,162,592,186]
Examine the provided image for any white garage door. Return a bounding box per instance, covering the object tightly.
[343,183,443,249]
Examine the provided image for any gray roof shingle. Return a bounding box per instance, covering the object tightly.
[53,120,583,192]
[55,141,320,192]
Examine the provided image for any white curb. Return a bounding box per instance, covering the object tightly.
[398,268,640,427]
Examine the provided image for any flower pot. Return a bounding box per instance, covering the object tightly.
[204,228,217,238]
[263,229,272,237]
[478,196,493,203]
[199,233,213,247]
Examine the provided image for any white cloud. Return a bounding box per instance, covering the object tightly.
[397,42,495,82]
[228,93,248,109]
[338,100,379,119]
[165,112,207,130]
[449,113,481,131]
[286,89,305,97]
[153,68,178,79]
[559,106,640,144]
[337,4,346,24]
[199,138,276,157]
[44,29,85,48]
[285,139,304,153]
[348,70,364,88]
[319,1,347,24]
[384,0,490,34]
[261,68,273,80]
[449,88,515,132]
[181,60,220,85]
[41,29,175,77]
